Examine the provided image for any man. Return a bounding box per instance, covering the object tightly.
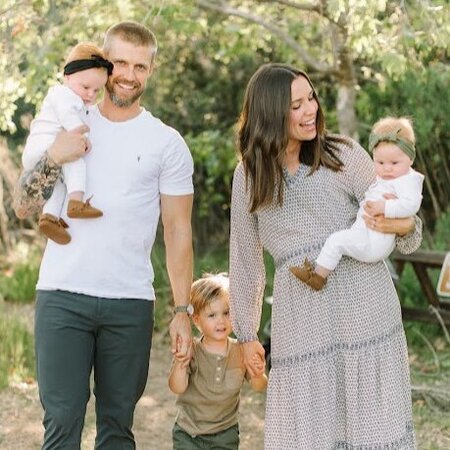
[14,21,193,449]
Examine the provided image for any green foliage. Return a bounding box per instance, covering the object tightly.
[432,209,450,251]
[187,129,237,249]
[0,307,35,389]
[0,263,39,304]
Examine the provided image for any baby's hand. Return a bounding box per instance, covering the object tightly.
[364,199,385,216]
[383,193,397,200]
[249,353,266,377]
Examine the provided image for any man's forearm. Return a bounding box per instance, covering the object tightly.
[13,152,61,219]
[165,226,193,306]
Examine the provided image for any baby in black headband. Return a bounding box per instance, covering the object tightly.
[290,116,424,291]
[22,42,113,244]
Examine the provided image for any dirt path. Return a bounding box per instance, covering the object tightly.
[0,333,266,450]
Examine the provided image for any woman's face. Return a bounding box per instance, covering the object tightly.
[287,75,318,147]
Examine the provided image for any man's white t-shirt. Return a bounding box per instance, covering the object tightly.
[36,106,194,301]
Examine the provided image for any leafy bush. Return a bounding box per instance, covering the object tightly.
[0,263,39,304]
[187,128,237,250]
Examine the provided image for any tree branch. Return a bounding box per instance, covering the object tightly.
[196,0,336,74]
[260,0,320,12]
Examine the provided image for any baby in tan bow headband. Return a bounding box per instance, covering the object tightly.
[290,116,424,291]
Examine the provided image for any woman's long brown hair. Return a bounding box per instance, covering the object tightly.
[237,63,349,213]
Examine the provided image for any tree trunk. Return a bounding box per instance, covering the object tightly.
[0,138,21,252]
[336,81,358,139]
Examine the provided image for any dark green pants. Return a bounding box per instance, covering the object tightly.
[35,290,154,450]
[172,423,240,450]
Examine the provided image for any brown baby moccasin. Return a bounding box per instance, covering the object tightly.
[290,258,326,291]
[67,197,103,219]
[39,213,71,245]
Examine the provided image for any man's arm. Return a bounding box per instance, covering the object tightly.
[161,193,193,359]
[13,125,89,219]
[13,152,62,219]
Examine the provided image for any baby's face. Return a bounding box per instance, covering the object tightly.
[64,68,108,105]
[373,142,413,180]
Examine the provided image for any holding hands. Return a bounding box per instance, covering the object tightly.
[243,340,268,391]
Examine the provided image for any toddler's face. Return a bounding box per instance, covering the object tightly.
[373,142,413,180]
[64,68,108,105]
[194,294,232,342]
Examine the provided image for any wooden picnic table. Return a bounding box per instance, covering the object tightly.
[391,249,450,325]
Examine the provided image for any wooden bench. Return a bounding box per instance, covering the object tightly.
[391,249,450,325]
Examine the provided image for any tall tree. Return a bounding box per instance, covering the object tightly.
[196,0,449,137]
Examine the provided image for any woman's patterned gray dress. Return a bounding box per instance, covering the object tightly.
[229,141,420,450]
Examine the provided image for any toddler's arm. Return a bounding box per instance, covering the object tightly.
[168,355,190,394]
[248,353,268,392]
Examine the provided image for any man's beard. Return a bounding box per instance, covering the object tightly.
[106,79,145,108]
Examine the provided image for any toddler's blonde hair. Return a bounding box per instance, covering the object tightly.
[190,273,229,314]
[371,116,415,145]
[65,42,106,65]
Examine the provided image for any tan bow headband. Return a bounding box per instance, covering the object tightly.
[368,128,416,161]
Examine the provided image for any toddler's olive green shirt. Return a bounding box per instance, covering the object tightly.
[175,336,249,437]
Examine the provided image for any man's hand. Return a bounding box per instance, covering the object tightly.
[47,125,90,165]
[169,313,192,363]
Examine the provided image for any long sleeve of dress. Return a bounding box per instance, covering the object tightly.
[395,215,423,254]
[229,163,266,343]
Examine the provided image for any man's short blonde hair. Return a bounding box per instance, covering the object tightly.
[103,21,157,63]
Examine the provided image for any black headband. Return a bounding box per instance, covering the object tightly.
[64,55,114,76]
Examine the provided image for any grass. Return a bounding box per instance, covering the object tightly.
[0,303,35,389]
[414,402,450,449]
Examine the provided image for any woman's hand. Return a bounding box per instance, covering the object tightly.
[242,340,265,378]
[363,212,415,236]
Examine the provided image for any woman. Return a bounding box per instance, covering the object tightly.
[229,63,420,449]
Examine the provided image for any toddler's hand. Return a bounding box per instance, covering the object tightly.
[173,336,191,367]
[249,353,266,377]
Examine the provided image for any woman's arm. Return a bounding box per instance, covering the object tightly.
[229,164,266,343]
[363,212,423,254]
